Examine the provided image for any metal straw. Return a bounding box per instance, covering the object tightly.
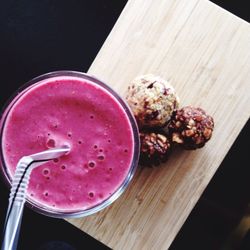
[1,145,70,250]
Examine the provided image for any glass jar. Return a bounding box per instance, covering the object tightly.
[0,71,139,218]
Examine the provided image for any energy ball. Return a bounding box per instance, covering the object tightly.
[139,131,171,166]
[126,74,179,128]
[168,106,214,150]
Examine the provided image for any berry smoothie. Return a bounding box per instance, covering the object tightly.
[1,72,138,214]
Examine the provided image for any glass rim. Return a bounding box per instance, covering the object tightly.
[0,70,140,218]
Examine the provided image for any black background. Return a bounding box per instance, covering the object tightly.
[0,1,249,249]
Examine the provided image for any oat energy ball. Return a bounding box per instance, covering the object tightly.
[139,131,171,166]
[169,106,214,150]
[126,74,179,128]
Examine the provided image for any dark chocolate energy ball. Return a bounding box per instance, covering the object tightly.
[139,131,171,166]
[168,106,214,150]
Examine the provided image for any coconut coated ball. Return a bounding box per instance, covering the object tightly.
[126,74,179,128]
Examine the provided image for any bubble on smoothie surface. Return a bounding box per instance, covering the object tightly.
[42,168,50,176]
[53,158,59,163]
[88,192,94,198]
[46,138,56,148]
[88,161,96,168]
[97,155,105,161]
[61,165,66,170]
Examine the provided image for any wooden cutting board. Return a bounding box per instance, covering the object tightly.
[68,0,250,249]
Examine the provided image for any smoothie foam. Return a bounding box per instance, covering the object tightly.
[2,75,135,211]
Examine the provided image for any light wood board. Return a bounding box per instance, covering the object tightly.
[68,0,250,249]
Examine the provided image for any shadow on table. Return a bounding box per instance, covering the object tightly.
[0,180,110,250]
[170,119,250,250]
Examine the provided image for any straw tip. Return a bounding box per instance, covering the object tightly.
[61,144,71,153]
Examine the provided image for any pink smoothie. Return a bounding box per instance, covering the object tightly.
[2,75,135,211]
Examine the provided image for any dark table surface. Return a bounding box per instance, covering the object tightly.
[0,1,249,249]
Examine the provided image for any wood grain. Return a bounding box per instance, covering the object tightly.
[68,0,250,249]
